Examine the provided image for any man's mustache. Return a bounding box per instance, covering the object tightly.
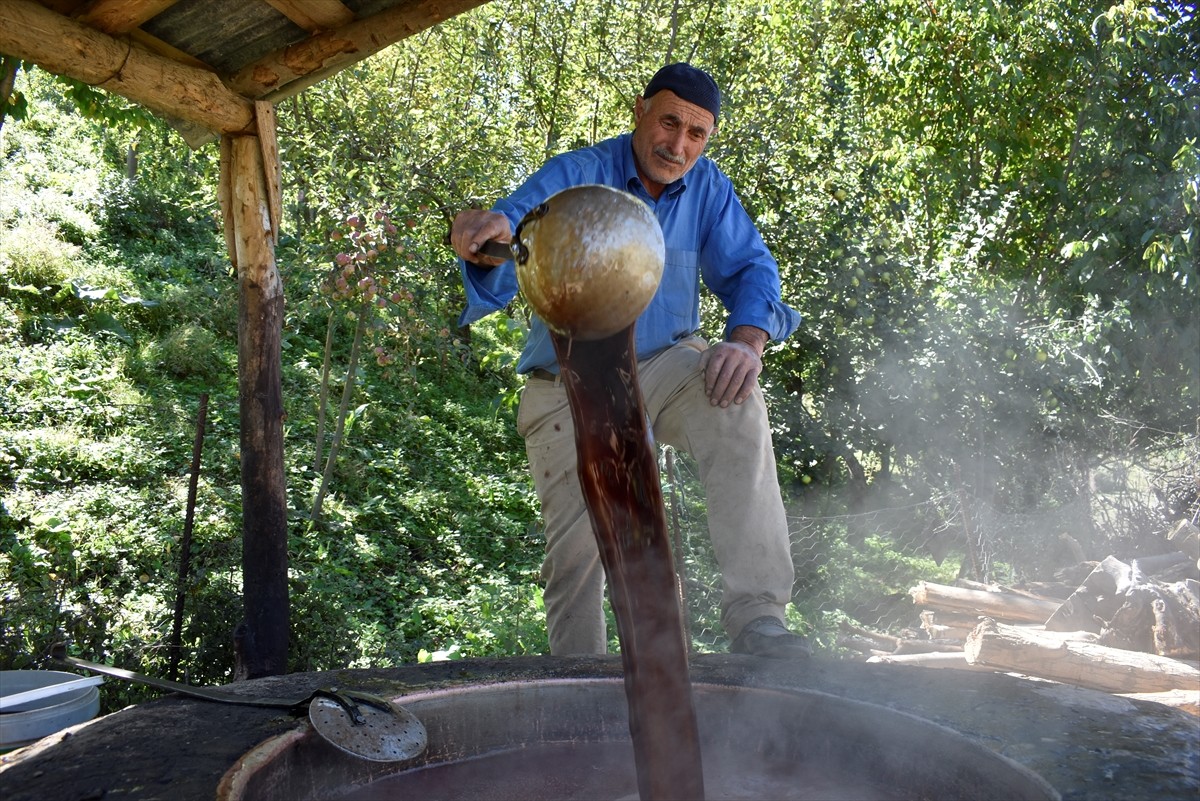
[653,147,685,165]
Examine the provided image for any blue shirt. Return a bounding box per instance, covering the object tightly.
[458,133,800,375]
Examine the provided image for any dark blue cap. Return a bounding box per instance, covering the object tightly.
[643,63,721,123]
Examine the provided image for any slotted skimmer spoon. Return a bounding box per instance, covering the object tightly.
[50,644,426,762]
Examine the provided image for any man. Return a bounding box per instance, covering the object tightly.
[450,63,809,659]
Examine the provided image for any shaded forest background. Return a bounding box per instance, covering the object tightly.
[1,0,1196,710]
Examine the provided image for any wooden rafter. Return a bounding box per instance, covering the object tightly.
[74,0,213,73]
[127,27,213,72]
[0,0,252,135]
[1,0,489,145]
[263,0,354,34]
[227,0,485,101]
[75,0,181,34]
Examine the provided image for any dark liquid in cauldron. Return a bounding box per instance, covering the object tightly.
[337,740,908,801]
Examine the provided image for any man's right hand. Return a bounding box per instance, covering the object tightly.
[451,210,512,267]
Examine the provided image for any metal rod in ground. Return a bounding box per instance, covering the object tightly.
[664,446,694,653]
[169,392,208,680]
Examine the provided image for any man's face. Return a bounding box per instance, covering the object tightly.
[631,90,715,194]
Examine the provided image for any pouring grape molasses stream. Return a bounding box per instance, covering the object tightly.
[484,184,705,801]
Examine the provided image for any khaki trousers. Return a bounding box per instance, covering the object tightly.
[516,336,795,655]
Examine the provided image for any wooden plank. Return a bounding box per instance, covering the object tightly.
[1119,689,1200,716]
[0,0,253,136]
[867,652,998,672]
[218,136,236,266]
[965,618,1200,694]
[254,100,282,245]
[226,0,488,100]
[892,639,965,655]
[262,0,354,33]
[75,0,180,34]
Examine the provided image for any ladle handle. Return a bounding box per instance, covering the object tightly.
[50,645,308,709]
[476,239,514,261]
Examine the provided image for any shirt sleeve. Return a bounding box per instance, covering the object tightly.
[457,260,520,328]
[456,155,595,328]
[697,177,801,343]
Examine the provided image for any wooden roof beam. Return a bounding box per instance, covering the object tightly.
[263,0,354,34]
[227,0,488,102]
[0,0,254,137]
[75,0,181,34]
[73,0,213,72]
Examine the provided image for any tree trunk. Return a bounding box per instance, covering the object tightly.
[311,300,371,524]
[1119,689,1200,716]
[919,609,977,641]
[313,312,335,474]
[0,55,19,134]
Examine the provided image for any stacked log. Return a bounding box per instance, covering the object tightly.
[965,618,1200,695]
[909,581,1061,625]
[861,582,1070,672]
[880,569,1200,714]
[919,609,978,642]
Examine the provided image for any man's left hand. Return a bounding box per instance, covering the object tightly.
[698,326,769,407]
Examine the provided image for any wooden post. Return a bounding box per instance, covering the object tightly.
[169,392,209,680]
[222,127,288,679]
[0,0,495,681]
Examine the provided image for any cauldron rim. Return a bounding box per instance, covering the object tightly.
[219,676,1061,801]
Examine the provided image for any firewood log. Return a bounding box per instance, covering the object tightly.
[910,581,1061,624]
[965,618,1200,694]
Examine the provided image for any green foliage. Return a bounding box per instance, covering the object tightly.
[2,68,544,702]
[709,0,1197,544]
[1,58,30,127]
[95,174,223,271]
[45,74,159,132]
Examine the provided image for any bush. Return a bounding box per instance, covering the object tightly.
[137,323,228,382]
[0,221,81,288]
